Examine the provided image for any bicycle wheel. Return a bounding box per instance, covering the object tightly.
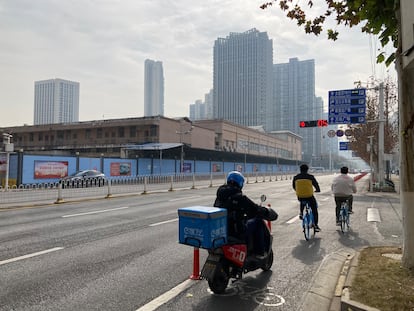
[340,213,346,233]
[345,211,350,230]
[303,217,310,241]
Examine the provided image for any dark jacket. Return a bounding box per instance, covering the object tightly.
[214,184,270,238]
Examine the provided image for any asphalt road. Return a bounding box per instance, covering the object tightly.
[0,174,402,311]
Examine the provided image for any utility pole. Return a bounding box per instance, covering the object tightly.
[378,82,385,188]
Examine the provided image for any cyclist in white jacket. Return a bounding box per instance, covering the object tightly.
[331,166,357,225]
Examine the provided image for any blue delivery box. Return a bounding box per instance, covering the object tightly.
[178,206,227,249]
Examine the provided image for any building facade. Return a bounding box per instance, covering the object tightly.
[34,78,79,125]
[1,117,300,162]
[213,28,274,130]
[272,58,324,163]
[144,59,164,117]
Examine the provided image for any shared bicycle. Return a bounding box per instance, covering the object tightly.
[338,200,350,233]
[301,201,316,241]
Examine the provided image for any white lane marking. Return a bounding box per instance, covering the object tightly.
[0,247,64,266]
[320,197,330,201]
[168,196,201,202]
[287,215,300,224]
[367,208,381,222]
[62,206,129,218]
[149,218,178,227]
[136,279,194,311]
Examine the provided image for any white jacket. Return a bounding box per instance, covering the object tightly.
[331,174,357,196]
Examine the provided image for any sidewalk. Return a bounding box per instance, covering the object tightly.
[303,176,401,311]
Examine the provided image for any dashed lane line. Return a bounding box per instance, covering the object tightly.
[61,206,129,218]
[135,279,194,311]
[0,247,64,266]
[149,218,178,227]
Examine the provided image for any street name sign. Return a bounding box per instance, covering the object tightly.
[329,88,366,124]
[339,141,349,150]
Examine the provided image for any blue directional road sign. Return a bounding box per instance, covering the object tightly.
[329,88,366,124]
[339,141,349,151]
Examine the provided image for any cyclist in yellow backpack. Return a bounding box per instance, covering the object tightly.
[292,164,321,231]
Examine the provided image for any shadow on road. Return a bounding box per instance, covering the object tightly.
[291,237,325,265]
[196,270,279,310]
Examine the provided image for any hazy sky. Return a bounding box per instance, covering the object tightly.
[0,0,396,127]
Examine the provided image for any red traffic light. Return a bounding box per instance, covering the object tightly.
[299,120,328,128]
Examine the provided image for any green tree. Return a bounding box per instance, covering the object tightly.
[261,0,414,269]
[348,78,398,169]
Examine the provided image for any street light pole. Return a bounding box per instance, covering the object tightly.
[176,121,193,173]
[368,135,374,191]
[2,133,13,191]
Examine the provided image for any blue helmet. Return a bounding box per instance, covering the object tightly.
[226,171,245,189]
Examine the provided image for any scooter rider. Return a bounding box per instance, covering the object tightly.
[214,171,277,258]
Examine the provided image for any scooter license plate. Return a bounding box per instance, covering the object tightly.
[201,254,221,280]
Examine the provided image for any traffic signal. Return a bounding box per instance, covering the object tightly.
[299,120,328,128]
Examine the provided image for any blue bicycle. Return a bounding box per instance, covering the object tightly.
[301,201,315,241]
[339,200,350,233]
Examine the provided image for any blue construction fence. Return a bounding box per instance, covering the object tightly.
[1,153,298,186]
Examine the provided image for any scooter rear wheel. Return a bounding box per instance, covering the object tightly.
[208,263,229,294]
[261,249,273,271]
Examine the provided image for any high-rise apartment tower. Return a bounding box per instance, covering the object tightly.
[213,28,274,130]
[272,58,323,163]
[144,59,164,117]
[34,78,79,125]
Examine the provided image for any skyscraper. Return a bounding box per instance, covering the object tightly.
[34,78,79,125]
[213,28,274,130]
[272,58,323,163]
[144,59,164,117]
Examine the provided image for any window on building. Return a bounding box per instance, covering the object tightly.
[85,129,91,139]
[29,133,34,142]
[38,133,43,141]
[118,127,125,138]
[97,128,103,138]
[129,126,136,137]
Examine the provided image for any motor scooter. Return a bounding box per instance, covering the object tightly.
[200,195,278,294]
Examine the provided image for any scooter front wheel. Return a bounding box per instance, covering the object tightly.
[208,263,229,294]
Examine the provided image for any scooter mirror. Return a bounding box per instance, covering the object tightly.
[260,194,266,202]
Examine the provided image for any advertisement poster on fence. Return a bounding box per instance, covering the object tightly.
[182,162,192,173]
[34,161,68,179]
[0,155,6,172]
[212,163,221,172]
[110,162,131,176]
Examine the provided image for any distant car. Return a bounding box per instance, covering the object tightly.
[60,170,106,188]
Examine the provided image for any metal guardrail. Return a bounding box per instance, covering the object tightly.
[0,172,294,208]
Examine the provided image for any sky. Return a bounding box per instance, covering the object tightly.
[0,0,397,127]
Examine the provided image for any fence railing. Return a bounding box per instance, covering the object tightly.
[0,172,294,208]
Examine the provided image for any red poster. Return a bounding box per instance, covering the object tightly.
[110,162,131,176]
[34,161,68,179]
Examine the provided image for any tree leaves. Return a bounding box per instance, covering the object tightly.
[261,0,398,66]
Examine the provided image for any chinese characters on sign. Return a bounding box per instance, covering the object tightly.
[329,88,366,124]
